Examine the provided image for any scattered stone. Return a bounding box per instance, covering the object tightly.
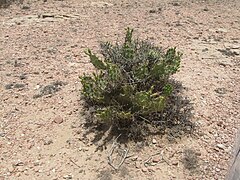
[67,111,73,115]
[41,14,55,18]
[44,139,53,145]
[141,167,148,172]
[216,168,221,172]
[202,48,208,52]
[135,161,141,169]
[224,43,240,49]
[47,47,57,54]
[152,156,161,163]
[216,28,228,33]
[172,161,178,166]
[215,88,227,95]
[0,132,5,137]
[22,5,30,10]
[172,2,180,6]
[14,161,24,166]
[34,160,40,166]
[79,169,84,173]
[203,7,209,11]
[91,2,114,8]
[82,147,89,152]
[131,155,138,161]
[216,144,225,150]
[149,9,156,13]
[152,139,157,144]
[63,174,73,179]
[148,166,155,172]
[232,50,240,55]
[53,116,63,124]
[19,74,27,80]
[195,152,201,156]
[136,142,144,149]
[34,85,41,90]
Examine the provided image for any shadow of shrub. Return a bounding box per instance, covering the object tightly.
[0,0,23,8]
[81,80,195,150]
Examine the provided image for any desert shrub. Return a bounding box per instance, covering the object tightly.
[80,28,182,130]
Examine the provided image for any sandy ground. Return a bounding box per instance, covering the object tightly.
[0,0,240,179]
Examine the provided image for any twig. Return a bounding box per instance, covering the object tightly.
[126,154,136,159]
[107,134,129,170]
[69,158,82,168]
[139,116,151,123]
[162,157,170,165]
[144,152,162,167]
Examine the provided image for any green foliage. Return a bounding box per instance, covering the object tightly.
[80,28,182,127]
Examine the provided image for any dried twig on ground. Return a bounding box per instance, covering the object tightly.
[107,134,129,170]
[144,150,170,167]
[69,158,82,168]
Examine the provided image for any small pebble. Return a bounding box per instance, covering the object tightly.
[216,144,225,150]
[53,116,63,124]
[135,161,141,169]
[142,167,148,172]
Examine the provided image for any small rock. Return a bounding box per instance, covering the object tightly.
[91,2,114,8]
[83,147,89,152]
[195,152,201,156]
[148,166,155,172]
[63,174,73,179]
[216,144,225,150]
[216,28,228,33]
[135,161,141,169]
[152,139,157,144]
[152,156,161,163]
[131,155,138,161]
[215,168,220,172]
[149,9,156,13]
[14,161,24,166]
[203,7,209,11]
[0,132,5,137]
[34,85,41,90]
[67,111,73,115]
[224,43,240,49]
[202,48,208,52]
[136,142,143,148]
[34,160,40,166]
[22,5,30,10]
[172,161,178,166]
[41,14,55,19]
[172,2,180,6]
[19,74,27,80]
[215,88,227,95]
[53,116,63,124]
[142,167,148,173]
[27,143,34,149]
[44,139,53,145]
